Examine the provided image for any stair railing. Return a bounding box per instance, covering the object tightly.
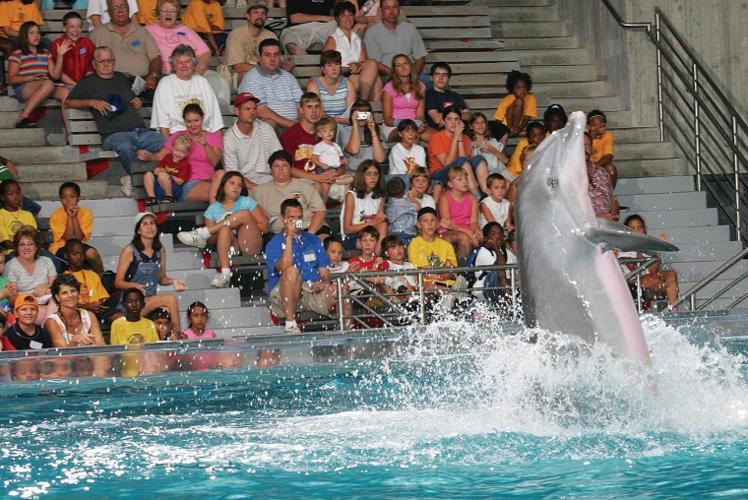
[600,0,747,245]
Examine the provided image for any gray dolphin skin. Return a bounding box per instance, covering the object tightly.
[515,111,678,365]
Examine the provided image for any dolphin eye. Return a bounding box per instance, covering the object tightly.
[547,177,559,188]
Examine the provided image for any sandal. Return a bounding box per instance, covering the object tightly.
[144,197,157,207]
[162,195,174,203]
[15,117,36,128]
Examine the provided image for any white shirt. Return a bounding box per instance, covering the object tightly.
[340,191,382,239]
[388,143,426,175]
[479,197,510,228]
[312,141,344,169]
[86,0,139,32]
[384,260,417,291]
[330,27,362,68]
[417,193,436,210]
[151,74,225,134]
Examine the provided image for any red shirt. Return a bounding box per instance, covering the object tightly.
[50,35,95,83]
[157,153,191,182]
[347,255,387,272]
[280,122,319,171]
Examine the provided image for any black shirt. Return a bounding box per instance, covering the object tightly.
[2,324,53,351]
[286,0,336,24]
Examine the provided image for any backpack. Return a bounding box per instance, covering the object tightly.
[466,246,505,304]
[465,246,488,287]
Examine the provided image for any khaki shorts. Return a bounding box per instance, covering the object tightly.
[270,281,331,318]
[280,21,336,51]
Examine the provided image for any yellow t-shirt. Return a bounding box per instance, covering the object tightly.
[0,1,44,37]
[182,0,224,34]
[493,93,537,124]
[49,206,94,254]
[507,137,529,177]
[0,208,36,254]
[65,269,110,304]
[591,131,615,163]
[407,235,457,269]
[110,317,159,345]
[136,0,158,25]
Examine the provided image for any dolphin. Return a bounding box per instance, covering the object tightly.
[515,111,678,366]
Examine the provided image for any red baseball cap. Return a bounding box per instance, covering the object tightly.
[234,92,261,107]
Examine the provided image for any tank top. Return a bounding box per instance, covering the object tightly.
[340,190,382,239]
[314,76,348,117]
[47,309,93,344]
[445,191,473,229]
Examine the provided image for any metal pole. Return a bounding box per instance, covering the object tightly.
[689,294,696,311]
[693,63,702,190]
[336,277,344,331]
[655,13,665,142]
[510,269,518,321]
[732,115,741,236]
[636,273,643,314]
[417,272,426,324]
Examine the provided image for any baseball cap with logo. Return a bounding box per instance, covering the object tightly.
[234,92,261,107]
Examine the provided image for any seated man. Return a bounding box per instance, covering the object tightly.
[407,207,457,291]
[250,150,330,238]
[225,2,279,81]
[49,182,104,274]
[425,62,470,131]
[265,198,349,334]
[238,38,302,130]
[281,0,337,55]
[364,0,427,79]
[66,47,165,197]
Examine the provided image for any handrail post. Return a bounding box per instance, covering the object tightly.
[510,268,518,321]
[636,273,643,314]
[336,277,345,331]
[655,13,665,142]
[732,115,741,237]
[417,272,426,324]
[693,63,702,191]
[689,293,696,311]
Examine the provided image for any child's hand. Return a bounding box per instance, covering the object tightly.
[0,281,14,299]
[173,176,184,185]
[348,261,361,272]
[439,218,450,229]
[153,166,164,175]
[340,157,349,167]
[137,149,152,162]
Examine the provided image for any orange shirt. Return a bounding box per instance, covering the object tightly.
[182,0,224,34]
[427,130,472,173]
[0,1,44,37]
[49,206,94,254]
[493,93,537,124]
[65,269,110,304]
[591,131,615,163]
[136,0,158,25]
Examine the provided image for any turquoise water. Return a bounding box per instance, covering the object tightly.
[2,316,748,497]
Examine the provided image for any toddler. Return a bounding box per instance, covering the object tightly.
[311,116,352,201]
[143,134,191,206]
[479,174,512,230]
[388,119,426,176]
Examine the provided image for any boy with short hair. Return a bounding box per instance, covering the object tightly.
[479,173,511,230]
[1,294,52,350]
[0,155,40,216]
[63,239,121,323]
[49,182,103,273]
[407,207,457,290]
[143,134,191,206]
[347,225,387,293]
[0,179,36,255]
[50,11,95,85]
[425,62,470,130]
[147,307,176,341]
[110,287,159,345]
[407,167,436,210]
[507,121,545,177]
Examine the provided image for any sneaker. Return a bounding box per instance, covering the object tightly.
[120,176,133,198]
[177,229,208,248]
[284,323,302,334]
[619,205,631,213]
[163,195,174,203]
[210,272,232,288]
[144,197,157,207]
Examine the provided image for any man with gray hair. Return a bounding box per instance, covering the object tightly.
[90,0,162,93]
[66,47,165,196]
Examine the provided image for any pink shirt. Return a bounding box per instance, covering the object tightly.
[145,23,210,73]
[444,191,473,229]
[383,81,426,120]
[165,131,223,181]
[182,327,217,340]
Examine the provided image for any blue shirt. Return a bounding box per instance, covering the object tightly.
[265,231,330,292]
[238,67,302,122]
[204,196,258,222]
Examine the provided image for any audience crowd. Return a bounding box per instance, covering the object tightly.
[0,0,678,351]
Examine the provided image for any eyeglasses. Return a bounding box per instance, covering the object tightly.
[18,241,36,247]
[365,171,380,178]
[111,5,128,11]
[160,8,177,13]
[95,58,115,64]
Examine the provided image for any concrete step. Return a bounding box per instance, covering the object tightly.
[0,146,81,163]
[616,141,676,160]
[689,298,748,312]
[499,20,571,38]
[198,306,273,329]
[102,250,201,272]
[616,175,695,195]
[680,277,748,300]
[617,191,706,211]
[657,225,731,243]
[634,208,719,229]
[525,64,598,82]
[664,240,744,264]
[20,180,108,200]
[618,157,690,177]
[164,268,219,290]
[16,162,88,182]
[483,0,555,6]
[0,96,58,112]
[37,197,138,218]
[511,47,592,65]
[214,325,284,339]
[671,260,748,283]
[489,4,558,21]
[90,215,146,237]
[533,79,610,98]
[169,287,242,310]
[501,35,579,50]
[609,127,662,144]
[90,233,174,256]
[551,95,625,111]
[0,128,46,147]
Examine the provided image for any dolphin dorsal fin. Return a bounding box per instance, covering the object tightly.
[585,219,680,253]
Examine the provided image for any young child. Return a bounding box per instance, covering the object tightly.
[380,234,417,301]
[0,155,40,216]
[0,255,15,315]
[324,235,349,275]
[311,116,352,201]
[584,132,619,221]
[148,307,176,341]
[1,294,52,351]
[408,167,436,210]
[544,103,568,133]
[507,121,546,177]
[438,166,482,262]
[182,301,216,340]
[468,112,511,179]
[110,287,159,345]
[407,207,457,290]
[388,119,427,177]
[470,222,509,303]
[479,174,512,230]
[341,160,387,250]
[385,176,418,245]
[494,70,537,138]
[143,134,191,206]
[347,225,387,294]
[50,181,104,273]
[587,109,617,187]
[425,62,469,134]
[0,179,36,255]
[63,239,121,324]
[49,11,94,85]
[182,0,227,56]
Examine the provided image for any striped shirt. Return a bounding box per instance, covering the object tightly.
[9,49,50,78]
[223,120,280,186]
[237,67,302,122]
[314,76,348,117]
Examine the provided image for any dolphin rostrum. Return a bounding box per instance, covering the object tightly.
[515,111,678,365]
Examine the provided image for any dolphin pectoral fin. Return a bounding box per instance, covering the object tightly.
[585,219,680,253]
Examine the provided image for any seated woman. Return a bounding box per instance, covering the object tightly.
[114,212,186,331]
[177,172,268,288]
[339,99,386,169]
[622,214,680,309]
[45,274,106,348]
[150,44,224,137]
[306,50,355,124]
[139,103,224,203]
[8,22,68,128]
[382,54,426,142]
[323,1,381,101]
[3,225,57,322]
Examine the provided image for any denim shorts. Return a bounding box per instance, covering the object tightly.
[179,179,204,201]
[430,155,487,184]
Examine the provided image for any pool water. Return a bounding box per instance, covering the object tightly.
[2,315,748,497]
